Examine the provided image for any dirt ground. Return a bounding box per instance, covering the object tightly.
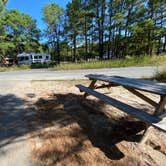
[23,80,166,166]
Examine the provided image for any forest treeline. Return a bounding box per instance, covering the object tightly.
[0,0,166,63]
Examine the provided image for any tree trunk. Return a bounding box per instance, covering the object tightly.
[73,32,76,62]
[84,14,88,61]
[164,36,166,52]
[96,0,105,60]
[57,40,60,64]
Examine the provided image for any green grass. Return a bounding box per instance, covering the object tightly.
[0,55,166,72]
[0,62,56,72]
[0,65,30,72]
[52,55,166,70]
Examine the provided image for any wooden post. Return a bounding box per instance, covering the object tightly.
[84,79,97,98]
[140,125,152,144]
[141,96,166,144]
[154,96,166,115]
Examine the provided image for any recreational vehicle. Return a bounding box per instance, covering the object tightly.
[17,53,51,65]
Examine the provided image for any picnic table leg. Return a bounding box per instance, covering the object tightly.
[154,96,166,116]
[84,79,97,98]
[140,125,153,144]
[141,96,166,144]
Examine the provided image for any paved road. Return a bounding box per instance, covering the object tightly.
[0,66,165,81]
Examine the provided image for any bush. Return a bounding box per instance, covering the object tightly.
[31,62,56,69]
[152,70,166,82]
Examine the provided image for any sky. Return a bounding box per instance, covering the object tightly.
[6,0,70,31]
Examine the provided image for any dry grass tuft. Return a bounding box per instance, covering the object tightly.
[33,115,111,166]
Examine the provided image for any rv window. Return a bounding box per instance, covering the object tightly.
[34,56,38,59]
[39,56,42,59]
[46,56,49,59]
[18,57,24,61]
[8,59,14,63]
[25,56,29,60]
[30,55,32,59]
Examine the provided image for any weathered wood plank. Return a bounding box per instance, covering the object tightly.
[76,84,166,132]
[85,74,166,95]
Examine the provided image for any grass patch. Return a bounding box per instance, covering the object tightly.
[52,55,166,70]
[0,64,30,72]
[0,62,56,72]
[0,55,166,72]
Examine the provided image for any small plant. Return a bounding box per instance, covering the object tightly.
[152,70,166,82]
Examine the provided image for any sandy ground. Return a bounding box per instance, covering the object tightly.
[29,80,166,166]
[0,80,166,166]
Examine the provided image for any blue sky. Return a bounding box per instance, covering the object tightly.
[6,0,70,31]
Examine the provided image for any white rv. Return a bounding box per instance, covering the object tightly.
[17,53,51,65]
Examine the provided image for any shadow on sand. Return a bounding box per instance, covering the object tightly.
[0,94,40,149]
[34,92,146,163]
[0,92,147,164]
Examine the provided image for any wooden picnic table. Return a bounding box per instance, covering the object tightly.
[85,74,166,116]
[76,74,166,143]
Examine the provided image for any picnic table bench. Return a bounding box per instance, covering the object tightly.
[76,74,166,143]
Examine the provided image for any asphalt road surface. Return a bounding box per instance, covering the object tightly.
[0,66,165,81]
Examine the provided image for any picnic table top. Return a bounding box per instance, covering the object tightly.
[85,74,166,96]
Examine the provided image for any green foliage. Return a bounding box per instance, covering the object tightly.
[0,9,41,58]
[1,0,166,65]
[0,0,7,12]
[60,0,166,61]
[42,3,64,63]
[42,3,64,26]
[0,42,15,57]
